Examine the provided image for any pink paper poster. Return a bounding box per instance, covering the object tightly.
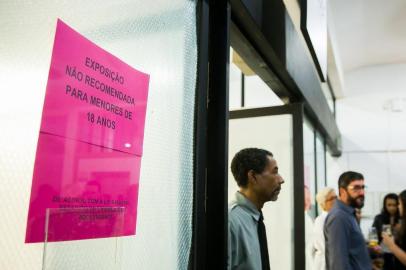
[25,19,149,243]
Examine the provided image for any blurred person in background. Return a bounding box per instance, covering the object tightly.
[312,187,337,270]
[373,193,400,242]
[382,190,406,269]
[304,185,315,270]
[372,193,400,269]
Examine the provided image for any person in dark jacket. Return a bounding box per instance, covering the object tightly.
[372,193,400,269]
[382,190,406,270]
[372,193,400,243]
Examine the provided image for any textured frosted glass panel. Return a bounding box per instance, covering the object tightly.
[44,238,123,270]
[0,1,196,270]
[229,114,294,270]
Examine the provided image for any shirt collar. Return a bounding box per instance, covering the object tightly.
[336,199,355,215]
[321,210,329,217]
[234,191,261,221]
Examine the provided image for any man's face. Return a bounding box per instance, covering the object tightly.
[342,179,365,208]
[253,156,285,202]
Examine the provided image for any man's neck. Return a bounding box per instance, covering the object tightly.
[239,189,263,210]
[339,197,351,207]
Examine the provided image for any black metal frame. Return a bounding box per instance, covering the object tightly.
[192,0,338,269]
[205,1,230,269]
[229,103,305,270]
[191,0,210,269]
[229,0,341,156]
[240,72,245,107]
[326,77,337,119]
[312,120,319,217]
[324,139,328,187]
[192,0,230,269]
[303,114,329,217]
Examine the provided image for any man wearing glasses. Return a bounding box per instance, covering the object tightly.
[228,148,284,270]
[324,171,372,270]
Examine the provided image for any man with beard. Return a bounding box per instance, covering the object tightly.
[324,171,372,270]
[228,148,284,270]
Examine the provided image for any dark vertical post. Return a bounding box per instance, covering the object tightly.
[193,1,229,269]
[314,127,318,216]
[241,72,245,107]
[292,103,305,270]
[191,0,210,269]
[324,140,327,187]
[327,78,337,119]
[206,0,230,268]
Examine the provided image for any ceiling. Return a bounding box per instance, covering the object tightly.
[327,0,406,97]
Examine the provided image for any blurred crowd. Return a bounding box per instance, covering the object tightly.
[310,172,406,270]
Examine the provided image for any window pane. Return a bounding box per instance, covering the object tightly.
[0,1,197,269]
[303,119,316,270]
[303,120,316,218]
[229,114,294,270]
[316,133,326,194]
[229,48,243,110]
[244,75,284,108]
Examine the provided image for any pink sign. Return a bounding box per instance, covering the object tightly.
[41,19,149,155]
[25,19,149,243]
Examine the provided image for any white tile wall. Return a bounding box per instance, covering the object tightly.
[326,152,349,190]
[337,98,389,152]
[388,152,406,191]
[346,152,389,191]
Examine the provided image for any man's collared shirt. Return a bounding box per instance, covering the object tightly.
[228,191,263,270]
[324,199,372,270]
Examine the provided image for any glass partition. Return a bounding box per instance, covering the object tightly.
[303,119,316,270]
[303,120,329,270]
[43,207,125,270]
[229,48,243,109]
[229,114,294,270]
[316,132,327,195]
[244,76,284,108]
[228,47,284,110]
[303,120,316,217]
[0,1,197,269]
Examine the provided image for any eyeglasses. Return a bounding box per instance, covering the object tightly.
[347,185,367,192]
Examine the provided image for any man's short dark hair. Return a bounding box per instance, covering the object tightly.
[231,148,273,187]
[338,171,364,190]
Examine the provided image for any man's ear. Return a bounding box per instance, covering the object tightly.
[247,170,256,185]
[339,187,346,199]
